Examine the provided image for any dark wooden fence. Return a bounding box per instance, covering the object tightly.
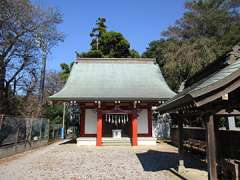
[171,127,240,160]
[0,115,62,159]
[218,130,240,160]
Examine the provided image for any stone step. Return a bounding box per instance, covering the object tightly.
[102,138,131,143]
[102,138,131,146]
[102,142,131,146]
[77,137,157,146]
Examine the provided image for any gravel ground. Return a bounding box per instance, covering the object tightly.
[0,141,207,180]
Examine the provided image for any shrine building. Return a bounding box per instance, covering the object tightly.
[50,58,175,146]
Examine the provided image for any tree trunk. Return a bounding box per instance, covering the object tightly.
[0,57,7,114]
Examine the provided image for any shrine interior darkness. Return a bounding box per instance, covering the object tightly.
[102,114,131,137]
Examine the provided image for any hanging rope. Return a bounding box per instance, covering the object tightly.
[104,113,129,125]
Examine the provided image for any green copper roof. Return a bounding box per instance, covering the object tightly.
[159,58,240,112]
[49,58,176,101]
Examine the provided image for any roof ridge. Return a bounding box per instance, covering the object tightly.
[75,58,157,64]
[76,58,155,61]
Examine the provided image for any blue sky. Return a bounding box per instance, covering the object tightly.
[32,0,185,71]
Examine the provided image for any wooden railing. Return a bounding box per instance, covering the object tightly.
[183,138,207,154]
[170,127,240,160]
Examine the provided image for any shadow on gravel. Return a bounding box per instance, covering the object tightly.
[136,150,178,171]
[136,150,207,172]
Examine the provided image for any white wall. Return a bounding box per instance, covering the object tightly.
[85,109,97,134]
[228,116,240,131]
[84,108,150,135]
[138,109,148,134]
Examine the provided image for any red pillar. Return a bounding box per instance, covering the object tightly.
[96,111,103,146]
[131,112,138,146]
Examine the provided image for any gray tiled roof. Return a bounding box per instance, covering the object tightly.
[159,58,240,112]
[194,59,240,91]
[49,58,176,101]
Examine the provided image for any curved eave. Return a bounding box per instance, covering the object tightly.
[49,59,176,102]
[49,96,170,102]
[158,68,240,114]
[190,69,240,98]
[158,94,193,113]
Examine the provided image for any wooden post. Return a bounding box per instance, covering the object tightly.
[80,105,85,137]
[47,119,50,142]
[131,112,138,146]
[25,119,30,148]
[0,114,4,130]
[52,126,55,141]
[178,115,185,172]
[14,128,19,152]
[148,108,152,137]
[39,118,43,141]
[207,114,218,180]
[29,119,32,147]
[96,110,103,146]
[62,102,66,139]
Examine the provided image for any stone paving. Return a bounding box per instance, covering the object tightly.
[0,141,208,180]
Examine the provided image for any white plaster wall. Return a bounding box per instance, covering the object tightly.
[85,109,97,134]
[138,109,148,134]
[228,117,240,131]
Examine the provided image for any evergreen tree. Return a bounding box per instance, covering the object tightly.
[98,31,130,58]
[76,17,140,58]
[143,0,240,91]
[90,17,107,50]
[60,62,74,83]
[129,49,141,58]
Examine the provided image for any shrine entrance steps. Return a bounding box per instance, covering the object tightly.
[76,137,131,146]
[102,137,131,146]
[76,137,157,146]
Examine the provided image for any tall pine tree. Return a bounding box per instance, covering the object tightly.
[76,17,140,58]
[90,17,107,50]
[143,0,240,91]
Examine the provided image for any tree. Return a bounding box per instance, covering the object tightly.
[162,0,240,55]
[162,0,240,42]
[0,0,63,114]
[44,104,64,124]
[45,70,64,95]
[162,38,222,90]
[90,17,107,50]
[98,31,131,58]
[142,40,168,66]
[129,49,140,58]
[59,62,74,83]
[41,70,67,124]
[76,50,103,58]
[143,0,240,91]
[76,17,139,58]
